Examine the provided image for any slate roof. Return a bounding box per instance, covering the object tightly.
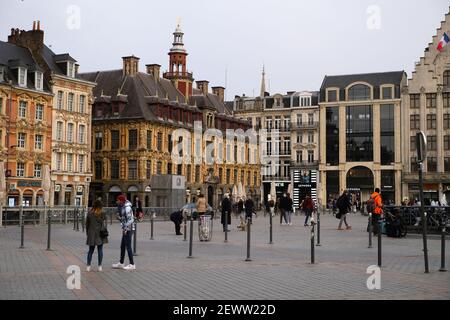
[320,71,406,90]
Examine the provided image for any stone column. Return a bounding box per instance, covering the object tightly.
[339,169,346,194]
[436,90,444,172]
[319,106,326,165]
[394,101,402,164]
[374,169,381,190]
[395,169,402,204]
[320,170,327,205]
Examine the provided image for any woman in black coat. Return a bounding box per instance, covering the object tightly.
[221,194,232,232]
[85,200,108,272]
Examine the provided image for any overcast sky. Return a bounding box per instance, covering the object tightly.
[1,0,449,99]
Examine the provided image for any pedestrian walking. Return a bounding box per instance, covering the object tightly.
[85,200,108,272]
[284,193,294,225]
[244,197,254,223]
[170,210,183,235]
[196,194,207,218]
[368,188,383,235]
[237,198,244,219]
[279,194,288,225]
[336,190,352,230]
[303,195,314,226]
[112,195,136,271]
[133,196,144,222]
[221,193,232,232]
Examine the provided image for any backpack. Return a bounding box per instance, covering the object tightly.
[366,198,376,214]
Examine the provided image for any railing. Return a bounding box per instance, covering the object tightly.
[262,175,291,181]
[293,122,319,130]
[0,206,190,226]
[291,160,319,167]
[163,71,193,79]
[383,205,450,234]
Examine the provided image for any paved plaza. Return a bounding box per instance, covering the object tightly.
[0,212,449,300]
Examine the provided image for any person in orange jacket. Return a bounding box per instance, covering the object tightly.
[371,188,383,235]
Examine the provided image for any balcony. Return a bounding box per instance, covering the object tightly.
[293,122,319,130]
[262,175,291,182]
[163,71,194,80]
[290,160,319,168]
[263,150,291,157]
[265,126,291,133]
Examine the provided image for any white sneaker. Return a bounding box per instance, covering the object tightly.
[123,264,136,271]
[98,266,103,272]
[86,266,91,272]
[289,222,292,226]
[112,262,124,269]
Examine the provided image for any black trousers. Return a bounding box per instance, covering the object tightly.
[174,221,182,235]
[120,231,134,265]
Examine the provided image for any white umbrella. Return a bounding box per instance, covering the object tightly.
[42,164,51,205]
[0,162,5,205]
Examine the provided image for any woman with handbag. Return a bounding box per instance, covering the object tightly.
[85,200,108,272]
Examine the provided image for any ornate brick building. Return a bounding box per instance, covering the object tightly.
[81,24,260,208]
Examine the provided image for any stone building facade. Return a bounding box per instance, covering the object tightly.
[401,9,450,203]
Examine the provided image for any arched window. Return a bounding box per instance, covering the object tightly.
[348,84,371,101]
[443,70,450,86]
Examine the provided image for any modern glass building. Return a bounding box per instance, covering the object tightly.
[319,71,407,205]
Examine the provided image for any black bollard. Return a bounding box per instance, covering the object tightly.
[150,213,154,240]
[311,222,315,264]
[188,218,194,258]
[133,222,138,256]
[377,220,382,267]
[316,209,321,247]
[76,209,80,232]
[81,209,85,233]
[269,208,273,244]
[183,218,187,241]
[224,211,228,243]
[245,217,252,262]
[368,213,373,249]
[46,213,52,251]
[439,218,447,272]
[20,206,24,249]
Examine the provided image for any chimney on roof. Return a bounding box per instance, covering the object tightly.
[122,55,140,76]
[146,64,161,81]
[8,21,44,52]
[196,80,209,95]
[212,86,225,102]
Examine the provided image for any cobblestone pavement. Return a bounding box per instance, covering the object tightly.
[0,212,449,300]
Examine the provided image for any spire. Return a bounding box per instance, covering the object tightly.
[260,65,266,98]
[170,19,186,54]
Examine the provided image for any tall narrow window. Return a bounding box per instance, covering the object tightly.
[147,130,152,149]
[35,72,43,90]
[34,164,42,178]
[426,114,436,129]
[17,162,25,177]
[146,160,152,179]
[78,155,84,172]
[380,104,395,165]
[111,160,120,179]
[410,94,420,109]
[18,67,27,87]
[35,135,43,150]
[68,93,74,112]
[19,101,27,118]
[128,160,137,180]
[95,161,102,180]
[157,132,163,151]
[95,132,103,150]
[426,93,436,108]
[79,95,85,113]
[57,91,64,109]
[111,130,120,150]
[56,153,62,171]
[78,125,85,144]
[18,132,26,148]
[128,129,137,150]
[67,154,73,172]
[35,104,44,120]
[67,123,74,142]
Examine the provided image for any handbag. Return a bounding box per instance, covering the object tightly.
[100,219,109,239]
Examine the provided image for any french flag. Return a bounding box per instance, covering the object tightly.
[437,32,450,52]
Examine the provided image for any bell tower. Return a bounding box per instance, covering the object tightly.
[163,21,194,98]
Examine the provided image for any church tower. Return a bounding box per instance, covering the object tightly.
[163,22,194,98]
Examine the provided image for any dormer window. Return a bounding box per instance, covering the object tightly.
[67,62,75,78]
[35,71,43,91]
[18,67,27,87]
[0,66,4,82]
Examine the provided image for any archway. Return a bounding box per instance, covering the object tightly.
[108,185,122,207]
[23,189,33,207]
[36,190,44,206]
[346,166,374,205]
